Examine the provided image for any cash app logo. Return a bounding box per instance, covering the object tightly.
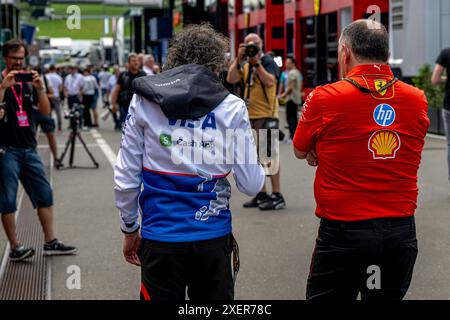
[160,133,172,147]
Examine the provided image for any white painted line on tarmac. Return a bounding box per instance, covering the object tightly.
[91,132,102,139]
[37,144,99,149]
[426,133,446,141]
[46,150,54,301]
[90,129,117,168]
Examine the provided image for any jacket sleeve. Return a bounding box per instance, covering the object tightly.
[114,95,144,234]
[231,102,265,196]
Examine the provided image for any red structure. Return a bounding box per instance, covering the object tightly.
[228,0,389,88]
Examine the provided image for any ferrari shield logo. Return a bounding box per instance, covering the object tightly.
[374,79,388,96]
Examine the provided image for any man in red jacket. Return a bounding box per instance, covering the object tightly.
[294,20,429,300]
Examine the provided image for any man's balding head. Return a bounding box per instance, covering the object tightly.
[339,19,390,63]
[338,19,390,77]
[244,33,263,48]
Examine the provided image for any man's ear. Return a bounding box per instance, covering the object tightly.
[343,45,352,64]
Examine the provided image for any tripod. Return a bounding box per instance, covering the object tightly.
[56,115,99,169]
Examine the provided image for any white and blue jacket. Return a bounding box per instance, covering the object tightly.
[114,64,265,242]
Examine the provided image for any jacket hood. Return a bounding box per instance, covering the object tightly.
[131,64,229,120]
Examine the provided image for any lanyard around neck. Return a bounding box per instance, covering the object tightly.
[10,83,24,112]
[343,76,398,95]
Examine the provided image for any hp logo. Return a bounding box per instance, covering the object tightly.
[373,104,396,127]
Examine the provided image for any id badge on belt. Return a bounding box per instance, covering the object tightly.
[16,110,30,127]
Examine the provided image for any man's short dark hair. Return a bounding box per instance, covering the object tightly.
[340,20,389,62]
[49,65,56,71]
[286,56,296,65]
[164,23,229,72]
[2,39,28,58]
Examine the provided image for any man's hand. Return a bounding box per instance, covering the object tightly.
[238,44,246,63]
[248,56,260,66]
[306,150,318,167]
[31,71,45,90]
[0,107,5,120]
[123,232,141,266]
[111,104,118,113]
[1,70,19,90]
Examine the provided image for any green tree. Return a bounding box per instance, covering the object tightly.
[412,64,445,109]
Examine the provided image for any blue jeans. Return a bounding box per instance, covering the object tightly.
[443,109,450,181]
[0,147,53,213]
[101,88,108,104]
[119,105,128,129]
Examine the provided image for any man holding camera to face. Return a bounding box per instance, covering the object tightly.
[0,39,76,261]
[227,33,286,210]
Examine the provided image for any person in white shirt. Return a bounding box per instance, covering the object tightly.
[64,66,84,110]
[107,66,120,94]
[142,54,155,75]
[46,65,63,131]
[98,66,111,105]
[107,65,121,130]
[82,68,99,127]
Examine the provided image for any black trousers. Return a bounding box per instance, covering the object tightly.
[82,95,94,127]
[286,100,299,139]
[307,216,418,301]
[67,95,81,110]
[139,234,234,301]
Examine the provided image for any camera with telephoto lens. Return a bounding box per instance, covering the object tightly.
[245,43,260,58]
[64,103,83,130]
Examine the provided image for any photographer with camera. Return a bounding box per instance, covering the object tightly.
[227,33,286,211]
[0,39,77,261]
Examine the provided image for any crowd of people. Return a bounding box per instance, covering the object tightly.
[0,44,162,262]
[37,53,162,134]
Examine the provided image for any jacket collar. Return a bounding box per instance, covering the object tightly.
[346,64,393,78]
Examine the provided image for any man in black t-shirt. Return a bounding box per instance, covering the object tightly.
[111,53,146,129]
[0,39,77,262]
[432,48,450,183]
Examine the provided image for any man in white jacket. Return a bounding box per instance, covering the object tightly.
[114,24,265,301]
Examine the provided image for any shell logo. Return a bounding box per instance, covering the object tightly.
[368,130,401,159]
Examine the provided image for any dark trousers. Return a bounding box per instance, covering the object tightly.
[286,100,299,139]
[119,105,128,129]
[139,234,234,301]
[307,216,418,301]
[82,95,94,127]
[67,95,80,110]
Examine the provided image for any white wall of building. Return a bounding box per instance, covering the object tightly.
[391,0,450,77]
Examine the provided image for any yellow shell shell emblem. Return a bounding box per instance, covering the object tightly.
[368,130,401,159]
